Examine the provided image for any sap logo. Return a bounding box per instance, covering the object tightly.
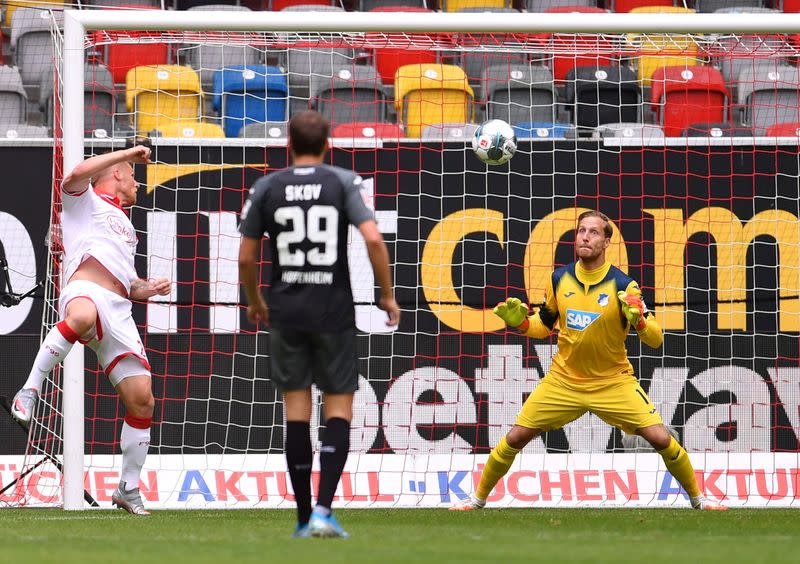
[285,184,322,201]
[566,309,600,330]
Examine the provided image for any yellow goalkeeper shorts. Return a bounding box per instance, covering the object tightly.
[515,374,664,434]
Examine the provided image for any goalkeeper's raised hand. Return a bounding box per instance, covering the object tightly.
[493,297,530,330]
[617,291,646,331]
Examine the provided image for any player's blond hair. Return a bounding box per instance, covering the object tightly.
[577,210,612,239]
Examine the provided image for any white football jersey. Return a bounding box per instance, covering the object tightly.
[61,185,139,295]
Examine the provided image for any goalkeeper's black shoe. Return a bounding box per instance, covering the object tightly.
[112,481,150,515]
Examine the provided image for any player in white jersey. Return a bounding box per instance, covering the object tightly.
[11,146,169,515]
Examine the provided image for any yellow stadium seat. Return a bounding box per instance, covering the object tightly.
[126,65,203,136]
[153,121,225,139]
[395,64,474,138]
[628,7,699,86]
[442,0,508,11]
[4,1,64,28]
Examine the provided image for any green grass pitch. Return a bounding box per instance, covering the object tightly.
[1,508,798,563]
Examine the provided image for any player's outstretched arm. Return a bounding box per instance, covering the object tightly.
[63,146,152,194]
[358,220,400,327]
[617,291,663,348]
[493,297,552,338]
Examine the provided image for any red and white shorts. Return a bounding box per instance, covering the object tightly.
[59,280,151,387]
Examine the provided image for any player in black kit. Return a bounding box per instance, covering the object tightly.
[238,110,400,539]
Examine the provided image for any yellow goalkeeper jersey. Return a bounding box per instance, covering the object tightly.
[523,261,662,389]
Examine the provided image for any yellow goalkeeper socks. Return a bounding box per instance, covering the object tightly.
[659,436,701,499]
[476,436,520,501]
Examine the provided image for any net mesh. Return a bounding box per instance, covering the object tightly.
[4,10,800,508]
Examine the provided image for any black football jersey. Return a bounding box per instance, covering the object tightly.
[239,164,374,332]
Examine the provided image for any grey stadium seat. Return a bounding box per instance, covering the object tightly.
[309,65,387,127]
[359,0,427,9]
[696,0,764,12]
[484,64,557,125]
[11,8,65,92]
[524,0,596,12]
[238,121,288,139]
[286,46,355,115]
[421,122,479,140]
[591,122,665,140]
[0,66,28,126]
[736,63,800,134]
[40,63,115,136]
[1,124,49,138]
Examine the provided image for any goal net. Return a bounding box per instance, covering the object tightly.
[6,8,800,509]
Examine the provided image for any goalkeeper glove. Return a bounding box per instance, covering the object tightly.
[493,297,530,331]
[617,291,647,331]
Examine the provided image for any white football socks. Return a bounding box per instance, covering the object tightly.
[120,421,151,488]
[23,322,79,391]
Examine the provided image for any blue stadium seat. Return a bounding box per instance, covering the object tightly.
[513,121,575,139]
[213,65,288,138]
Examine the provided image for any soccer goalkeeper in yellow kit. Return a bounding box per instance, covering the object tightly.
[451,210,726,511]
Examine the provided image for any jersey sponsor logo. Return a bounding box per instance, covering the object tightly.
[566,309,600,330]
[563,291,575,298]
[293,167,315,176]
[285,184,322,201]
[598,293,609,306]
[107,215,136,245]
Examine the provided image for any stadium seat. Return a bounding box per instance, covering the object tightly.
[695,0,763,12]
[213,65,288,138]
[591,122,665,140]
[126,65,203,135]
[442,0,509,12]
[268,0,336,9]
[366,7,437,86]
[10,7,65,91]
[98,5,169,85]
[483,64,557,124]
[280,4,345,10]
[39,63,115,137]
[151,121,225,139]
[394,63,474,137]
[627,6,699,87]
[359,0,427,9]
[285,45,354,114]
[683,122,755,137]
[182,5,261,90]
[612,0,674,13]
[238,121,289,139]
[565,65,641,130]
[544,7,613,83]
[420,122,479,140]
[525,0,596,11]
[512,121,575,139]
[86,0,161,5]
[736,63,800,134]
[651,65,728,137]
[3,1,63,30]
[309,65,387,127]
[0,66,27,127]
[715,33,785,87]
[782,0,800,11]
[0,123,49,138]
[331,121,404,138]
[766,121,800,136]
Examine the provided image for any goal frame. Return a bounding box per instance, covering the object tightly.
[60,9,800,510]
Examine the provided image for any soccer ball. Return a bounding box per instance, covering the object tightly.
[471,119,517,165]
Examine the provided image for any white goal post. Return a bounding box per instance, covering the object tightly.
[55,9,800,510]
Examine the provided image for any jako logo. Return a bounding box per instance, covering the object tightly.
[566,309,600,330]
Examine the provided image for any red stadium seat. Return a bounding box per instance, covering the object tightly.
[98,5,169,84]
[782,0,800,11]
[612,0,675,13]
[545,7,612,83]
[331,122,405,138]
[766,122,800,136]
[367,7,438,86]
[270,0,333,9]
[651,65,728,137]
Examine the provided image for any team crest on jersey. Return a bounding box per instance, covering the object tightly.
[566,309,600,330]
[597,293,609,306]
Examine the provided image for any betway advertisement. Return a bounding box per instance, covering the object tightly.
[1,142,798,507]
